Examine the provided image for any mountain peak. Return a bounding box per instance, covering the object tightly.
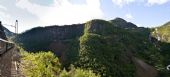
[113,17,127,23]
[109,17,137,29]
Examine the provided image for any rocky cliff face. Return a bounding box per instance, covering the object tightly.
[15,24,84,51]
[0,21,7,40]
[20,24,84,40]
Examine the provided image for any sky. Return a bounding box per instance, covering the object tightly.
[0,0,170,33]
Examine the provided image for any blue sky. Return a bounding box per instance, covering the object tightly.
[0,0,170,33]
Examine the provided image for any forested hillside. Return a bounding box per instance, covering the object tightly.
[12,18,170,77]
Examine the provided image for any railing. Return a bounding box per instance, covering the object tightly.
[0,38,14,56]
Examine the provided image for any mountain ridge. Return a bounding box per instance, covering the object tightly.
[3,18,170,77]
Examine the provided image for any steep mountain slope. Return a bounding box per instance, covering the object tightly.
[0,22,7,40]
[77,19,161,77]
[152,22,170,42]
[15,24,84,51]
[3,26,15,39]
[13,18,170,77]
[151,22,170,76]
[14,24,84,65]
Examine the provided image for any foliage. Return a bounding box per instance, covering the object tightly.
[59,65,100,77]
[13,18,170,77]
[14,24,84,51]
[20,51,61,77]
[109,17,137,29]
[77,19,167,77]
[152,22,170,43]
[78,33,136,77]
[85,19,119,35]
[151,22,170,77]
[20,50,99,77]
[64,38,80,68]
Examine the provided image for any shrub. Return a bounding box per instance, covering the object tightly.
[20,50,99,77]
[59,65,100,77]
[20,51,61,77]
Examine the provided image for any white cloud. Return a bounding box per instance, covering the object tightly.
[125,13,133,19]
[147,0,169,5]
[0,5,9,20]
[0,11,10,19]
[0,11,15,33]
[15,0,103,25]
[112,0,136,7]
[16,0,50,18]
[0,5,7,10]
[112,0,169,7]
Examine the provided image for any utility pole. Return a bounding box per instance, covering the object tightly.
[15,20,18,34]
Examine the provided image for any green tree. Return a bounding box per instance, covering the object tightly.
[20,51,61,77]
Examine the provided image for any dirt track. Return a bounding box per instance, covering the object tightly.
[132,57,158,77]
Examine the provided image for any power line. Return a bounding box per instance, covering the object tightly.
[2,20,18,34]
